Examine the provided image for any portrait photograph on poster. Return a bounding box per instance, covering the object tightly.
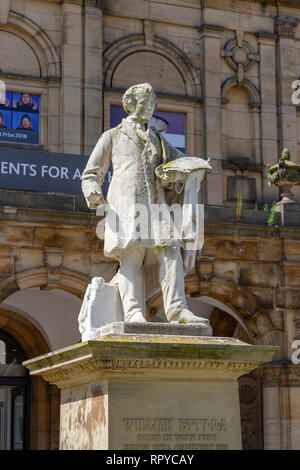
[0,91,39,144]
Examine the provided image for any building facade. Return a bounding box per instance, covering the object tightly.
[0,0,300,450]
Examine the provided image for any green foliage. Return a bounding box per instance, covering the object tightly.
[235,192,242,223]
[267,201,278,227]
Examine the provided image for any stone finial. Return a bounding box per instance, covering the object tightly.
[268,148,300,207]
[281,148,291,161]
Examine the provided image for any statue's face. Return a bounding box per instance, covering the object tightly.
[130,94,156,124]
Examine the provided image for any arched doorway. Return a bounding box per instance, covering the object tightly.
[0,329,29,450]
[0,308,57,449]
[0,268,89,449]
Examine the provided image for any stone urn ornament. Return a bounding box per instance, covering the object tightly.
[267,148,300,205]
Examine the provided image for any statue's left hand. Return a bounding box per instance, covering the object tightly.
[87,192,106,210]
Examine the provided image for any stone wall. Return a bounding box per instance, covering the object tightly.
[1,0,300,204]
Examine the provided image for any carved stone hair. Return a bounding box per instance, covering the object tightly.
[122,83,157,114]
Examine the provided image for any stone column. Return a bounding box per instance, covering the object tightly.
[199,24,224,206]
[48,82,61,153]
[256,32,279,203]
[260,362,300,450]
[61,1,84,154]
[83,2,103,155]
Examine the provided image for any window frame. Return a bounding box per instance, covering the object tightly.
[103,89,201,156]
[0,76,48,150]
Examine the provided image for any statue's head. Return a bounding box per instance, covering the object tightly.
[122,83,157,124]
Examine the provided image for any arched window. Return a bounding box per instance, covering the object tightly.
[0,330,29,450]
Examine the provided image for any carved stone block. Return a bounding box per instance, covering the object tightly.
[78,277,124,341]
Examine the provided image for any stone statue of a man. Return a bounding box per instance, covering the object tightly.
[82,83,210,325]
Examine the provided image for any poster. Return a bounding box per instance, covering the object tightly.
[0,92,40,144]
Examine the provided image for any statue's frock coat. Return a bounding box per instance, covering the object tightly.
[82,118,182,259]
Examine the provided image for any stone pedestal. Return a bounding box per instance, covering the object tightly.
[24,327,277,450]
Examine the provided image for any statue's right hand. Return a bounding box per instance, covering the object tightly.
[87,192,106,210]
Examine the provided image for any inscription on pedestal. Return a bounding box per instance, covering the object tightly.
[121,417,229,450]
[109,379,242,450]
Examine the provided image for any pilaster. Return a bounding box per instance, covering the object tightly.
[275,16,298,158]
[83,4,103,155]
[199,24,224,206]
[256,32,279,202]
[61,1,84,154]
[260,362,300,450]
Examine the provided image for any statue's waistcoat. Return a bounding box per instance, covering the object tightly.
[108,119,165,208]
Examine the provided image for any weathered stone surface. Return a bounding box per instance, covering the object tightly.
[247,287,274,310]
[256,239,282,262]
[283,265,300,288]
[24,336,277,450]
[97,321,213,337]
[227,176,257,203]
[239,262,280,288]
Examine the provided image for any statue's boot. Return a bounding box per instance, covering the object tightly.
[125,311,147,323]
[169,309,209,326]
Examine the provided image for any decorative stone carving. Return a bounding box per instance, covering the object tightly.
[228,157,252,173]
[267,148,300,205]
[274,16,298,38]
[24,336,276,387]
[196,256,214,280]
[240,415,257,450]
[239,374,263,450]
[259,362,300,387]
[221,31,259,84]
[239,383,257,406]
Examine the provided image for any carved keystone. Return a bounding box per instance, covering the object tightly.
[143,19,155,47]
[43,247,64,289]
[196,256,214,280]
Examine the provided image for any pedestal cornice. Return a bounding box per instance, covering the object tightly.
[24,335,278,387]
